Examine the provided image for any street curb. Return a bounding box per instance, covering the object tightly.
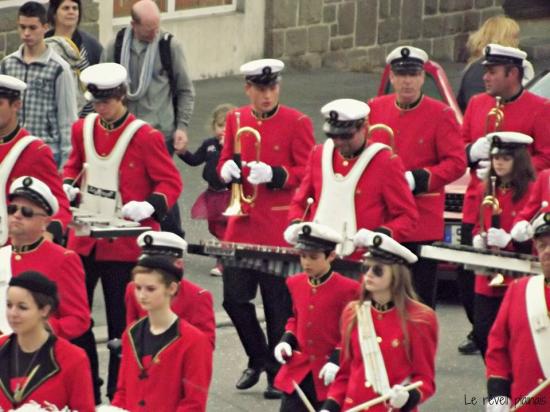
[93,309,265,344]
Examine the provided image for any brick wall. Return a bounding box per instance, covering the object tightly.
[0,0,99,60]
[265,0,504,71]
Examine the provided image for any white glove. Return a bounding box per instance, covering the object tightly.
[62,183,80,202]
[487,227,512,248]
[274,342,293,364]
[220,160,241,183]
[404,171,415,191]
[470,137,491,162]
[283,223,301,245]
[510,220,534,242]
[121,201,154,222]
[472,234,486,249]
[486,396,511,412]
[352,228,373,248]
[476,160,491,180]
[388,384,410,409]
[247,161,273,185]
[318,362,339,386]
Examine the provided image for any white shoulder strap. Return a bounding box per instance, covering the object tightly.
[0,245,13,334]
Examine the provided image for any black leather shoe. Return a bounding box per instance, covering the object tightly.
[458,331,479,355]
[263,383,283,399]
[236,368,262,390]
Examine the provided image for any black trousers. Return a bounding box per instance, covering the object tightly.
[457,223,476,325]
[473,293,503,359]
[403,241,439,309]
[70,326,101,404]
[280,373,322,412]
[222,266,292,378]
[81,254,134,399]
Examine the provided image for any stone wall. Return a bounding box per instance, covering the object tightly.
[0,0,99,60]
[265,0,504,71]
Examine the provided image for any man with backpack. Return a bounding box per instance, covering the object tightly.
[102,0,194,237]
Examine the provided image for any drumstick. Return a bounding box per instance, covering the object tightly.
[510,377,550,412]
[347,381,423,412]
[292,380,316,412]
[529,201,549,225]
[71,162,88,186]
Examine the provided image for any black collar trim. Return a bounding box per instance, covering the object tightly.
[252,104,279,120]
[0,126,21,145]
[501,88,523,104]
[99,110,130,131]
[309,269,333,286]
[12,237,44,254]
[395,94,423,110]
[372,300,395,312]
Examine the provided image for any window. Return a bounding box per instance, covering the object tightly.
[114,0,235,18]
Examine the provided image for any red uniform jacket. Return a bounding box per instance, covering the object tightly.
[288,143,419,256]
[1,127,71,238]
[63,114,183,262]
[515,169,550,224]
[217,105,315,246]
[113,317,213,412]
[11,239,90,340]
[462,91,550,224]
[274,272,359,399]
[125,278,216,348]
[368,95,466,242]
[326,301,438,411]
[0,334,95,412]
[472,182,534,296]
[485,277,550,411]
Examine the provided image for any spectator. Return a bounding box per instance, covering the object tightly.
[0,1,78,167]
[457,15,534,113]
[46,0,104,117]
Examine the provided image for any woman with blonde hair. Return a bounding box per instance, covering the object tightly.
[457,15,533,112]
[320,231,438,412]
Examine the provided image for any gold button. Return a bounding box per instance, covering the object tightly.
[308,304,314,310]
[257,121,263,126]
[306,322,312,328]
[274,145,280,151]
[14,255,22,261]
[377,314,383,320]
[129,162,135,168]
[538,378,544,384]
[376,336,382,343]
[391,338,399,348]
[356,189,362,195]
[343,160,349,166]
[312,289,317,294]
[365,381,371,388]
[102,152,107,156]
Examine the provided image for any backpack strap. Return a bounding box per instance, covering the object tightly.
[159,32,178,126]
[114,27,126,64]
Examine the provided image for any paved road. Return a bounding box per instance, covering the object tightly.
[93,59,550,410]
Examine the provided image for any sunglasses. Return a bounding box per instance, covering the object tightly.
[326,133,354,140]
[361,263,386,278]
[7,204,47,219]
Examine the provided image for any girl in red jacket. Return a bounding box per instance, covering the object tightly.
[112,231,213,412]
[320,231,438,412]
[0,271,94,412]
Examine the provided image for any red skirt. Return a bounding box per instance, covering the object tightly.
[191,188,230,222]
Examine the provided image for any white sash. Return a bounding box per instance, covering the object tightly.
[0,245,13,335]
[79,113,145,217]
[314,140,389,256]
[0,136,39,246]
[356,301,391,395]
[526,275,550,379]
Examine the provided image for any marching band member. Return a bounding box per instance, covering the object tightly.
[62,62,182,399]
[368,45,466,309]
[216,58,315,398]
[2,176,98,402]
[459,44,550,354]
[112,231,213,412]
[287,98,418,260]
[0,271,94,412]
[320,231,438,412]
[273,222,359,411]
[0,75,70,245]
[485,213,550,412]
[124,230,216,348]
[470,132,535,358]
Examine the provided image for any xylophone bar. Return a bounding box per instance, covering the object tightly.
[420,243,542,276]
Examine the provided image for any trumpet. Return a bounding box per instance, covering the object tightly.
[485,96,504,134]
[479,175,502,242]
[223,112,262,217]
[367,122,395,151]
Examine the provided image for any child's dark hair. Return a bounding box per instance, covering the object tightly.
[487,147,535,202]
[19,1,48,25]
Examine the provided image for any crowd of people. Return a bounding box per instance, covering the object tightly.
[0,0,549,411]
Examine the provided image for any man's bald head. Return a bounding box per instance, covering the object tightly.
[131,0,160,43]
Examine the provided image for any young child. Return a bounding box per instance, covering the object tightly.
[176,103,234,276]
[471,131,535,358]
[274,222,360,411]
